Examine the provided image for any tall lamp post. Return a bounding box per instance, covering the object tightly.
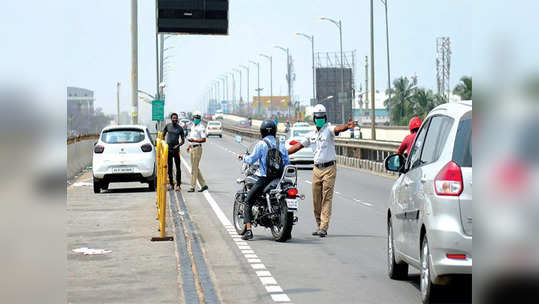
[370,0,377,140]
[260,53,273,118]
[381,0,392,126]
[233,68,243,114]
[295,32,316,105]
[249,60,262,116]
[240,65,250,116]
[228,72,236,113]
[274,45,292,119]
[320,16,345,124]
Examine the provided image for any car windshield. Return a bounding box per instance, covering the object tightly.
[102,129,145,144]
[240,121,248,125]
[209,122,220,126]
[293,129,311,137]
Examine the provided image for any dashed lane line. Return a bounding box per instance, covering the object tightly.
[180,155,291,303]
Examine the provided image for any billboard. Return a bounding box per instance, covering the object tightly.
[316,67,354,124]
[252,96,291,112]
[158,0,229,35]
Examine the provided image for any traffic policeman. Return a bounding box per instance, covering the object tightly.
[288,104,357,237]
[186,111,209,192]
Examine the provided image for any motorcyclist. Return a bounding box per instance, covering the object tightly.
[237,120,291,240]
[398,117,422,157]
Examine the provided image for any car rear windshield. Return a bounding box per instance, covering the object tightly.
[293,129,311,137]
[453,113,472,167]
[208,122,220,126]
[102,129,146,144]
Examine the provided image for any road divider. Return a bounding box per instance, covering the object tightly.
[151,132,174,242]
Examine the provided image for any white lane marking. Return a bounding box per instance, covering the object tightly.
[271,294,291,302]
[265,285,283,293]
[361,202,373,207]
[305,180,312,184]
[335,191,341,195]
[260,277,277,285]
[251,263,266,270]
[256,271,272,277]
[180,155,292,303]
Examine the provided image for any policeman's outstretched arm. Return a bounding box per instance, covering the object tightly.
[288,142,304,155]
[334,119,357,136]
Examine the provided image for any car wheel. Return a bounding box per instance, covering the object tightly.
[421,237,437,304]
[388,220,408,280]
[102,182,109,191]
[148,174,156,191]
[93,177,101,194]
[219,134,222,138]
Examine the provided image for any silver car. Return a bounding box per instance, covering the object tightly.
[384,101,472,304]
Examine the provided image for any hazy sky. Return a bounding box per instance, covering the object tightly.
[1,1,473,117]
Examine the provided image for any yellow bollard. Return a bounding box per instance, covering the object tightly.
[151,137,173,241]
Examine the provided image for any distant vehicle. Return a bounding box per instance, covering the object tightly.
[92,125,156,193]
[214,110,224,120]
[237,120,250,128]
[384,101,472,304]
[179,119,192,136]
[203,114,213,120]
[338,126,361,139]
[292,122,310,128]
[206,120,223,138]
[284,124,316,165]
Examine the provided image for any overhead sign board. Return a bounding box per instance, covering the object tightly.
[158,0,229,35]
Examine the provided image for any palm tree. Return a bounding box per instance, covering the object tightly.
[411,89,437,118]
[453,76,472,100]
[384,77,415,125]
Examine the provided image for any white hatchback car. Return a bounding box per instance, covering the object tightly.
[206,120,223,137]
[284,124,316,165]
[92,125,156,193]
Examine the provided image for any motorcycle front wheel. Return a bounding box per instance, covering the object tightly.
[271,199,294,242]
[233,192,247,235]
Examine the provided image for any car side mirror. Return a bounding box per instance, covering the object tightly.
[385,154,405,173]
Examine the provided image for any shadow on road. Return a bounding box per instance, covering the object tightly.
[103,187,153,194]
[406,274,472,303]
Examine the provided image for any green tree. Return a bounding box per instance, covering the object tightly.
[453,76,472,100]
[384,77,416,125]
[411,89,436,118]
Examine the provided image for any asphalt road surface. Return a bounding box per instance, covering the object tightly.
[179,133,471,304]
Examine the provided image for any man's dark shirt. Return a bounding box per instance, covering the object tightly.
[163,123,185,148]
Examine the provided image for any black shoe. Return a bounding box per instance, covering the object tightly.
[312,230,320,236]
[187,188,195,192]
[319,229,327,238]
[242,230,253,240]
[198,185,208,192]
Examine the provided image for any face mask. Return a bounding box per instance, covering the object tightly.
[315,118,326,128]
[194,118,201,125]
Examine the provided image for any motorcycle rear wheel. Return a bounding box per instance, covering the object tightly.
[271,200,293,242]
[233,193,247,235]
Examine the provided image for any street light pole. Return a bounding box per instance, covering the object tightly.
[321,17,345,123]
[229,72,236,113]
[249,60,261,116]
[370,0,377,140]
[274,45,292,120]
[260,54,273,118]
[381,0,392,123]
[295,33,316,104]
[234,68,242,114]
[240,65,250,116]
[130,0,138,124]
[117,82,121,125]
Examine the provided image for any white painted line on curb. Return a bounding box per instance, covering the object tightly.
[265,285,284,293]
[271,293,291,302]
[180,155,292,303]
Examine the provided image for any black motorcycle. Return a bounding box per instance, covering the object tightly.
[233,149,303,242]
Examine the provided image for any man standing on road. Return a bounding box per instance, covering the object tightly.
[186,111,208,193]
[163,113,185,191]
[288,104,357,238]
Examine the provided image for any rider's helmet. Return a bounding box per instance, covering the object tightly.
[260,120,277,137]
[409,117,422,132]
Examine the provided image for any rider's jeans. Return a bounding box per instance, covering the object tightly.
[244,176,269,224]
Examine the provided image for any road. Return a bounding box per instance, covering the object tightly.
[178,133,471,303]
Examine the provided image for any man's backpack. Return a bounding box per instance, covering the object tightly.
[263,138,284,179]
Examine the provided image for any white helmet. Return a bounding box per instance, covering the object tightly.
[193,110,202,118]
[313,104,327,118]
